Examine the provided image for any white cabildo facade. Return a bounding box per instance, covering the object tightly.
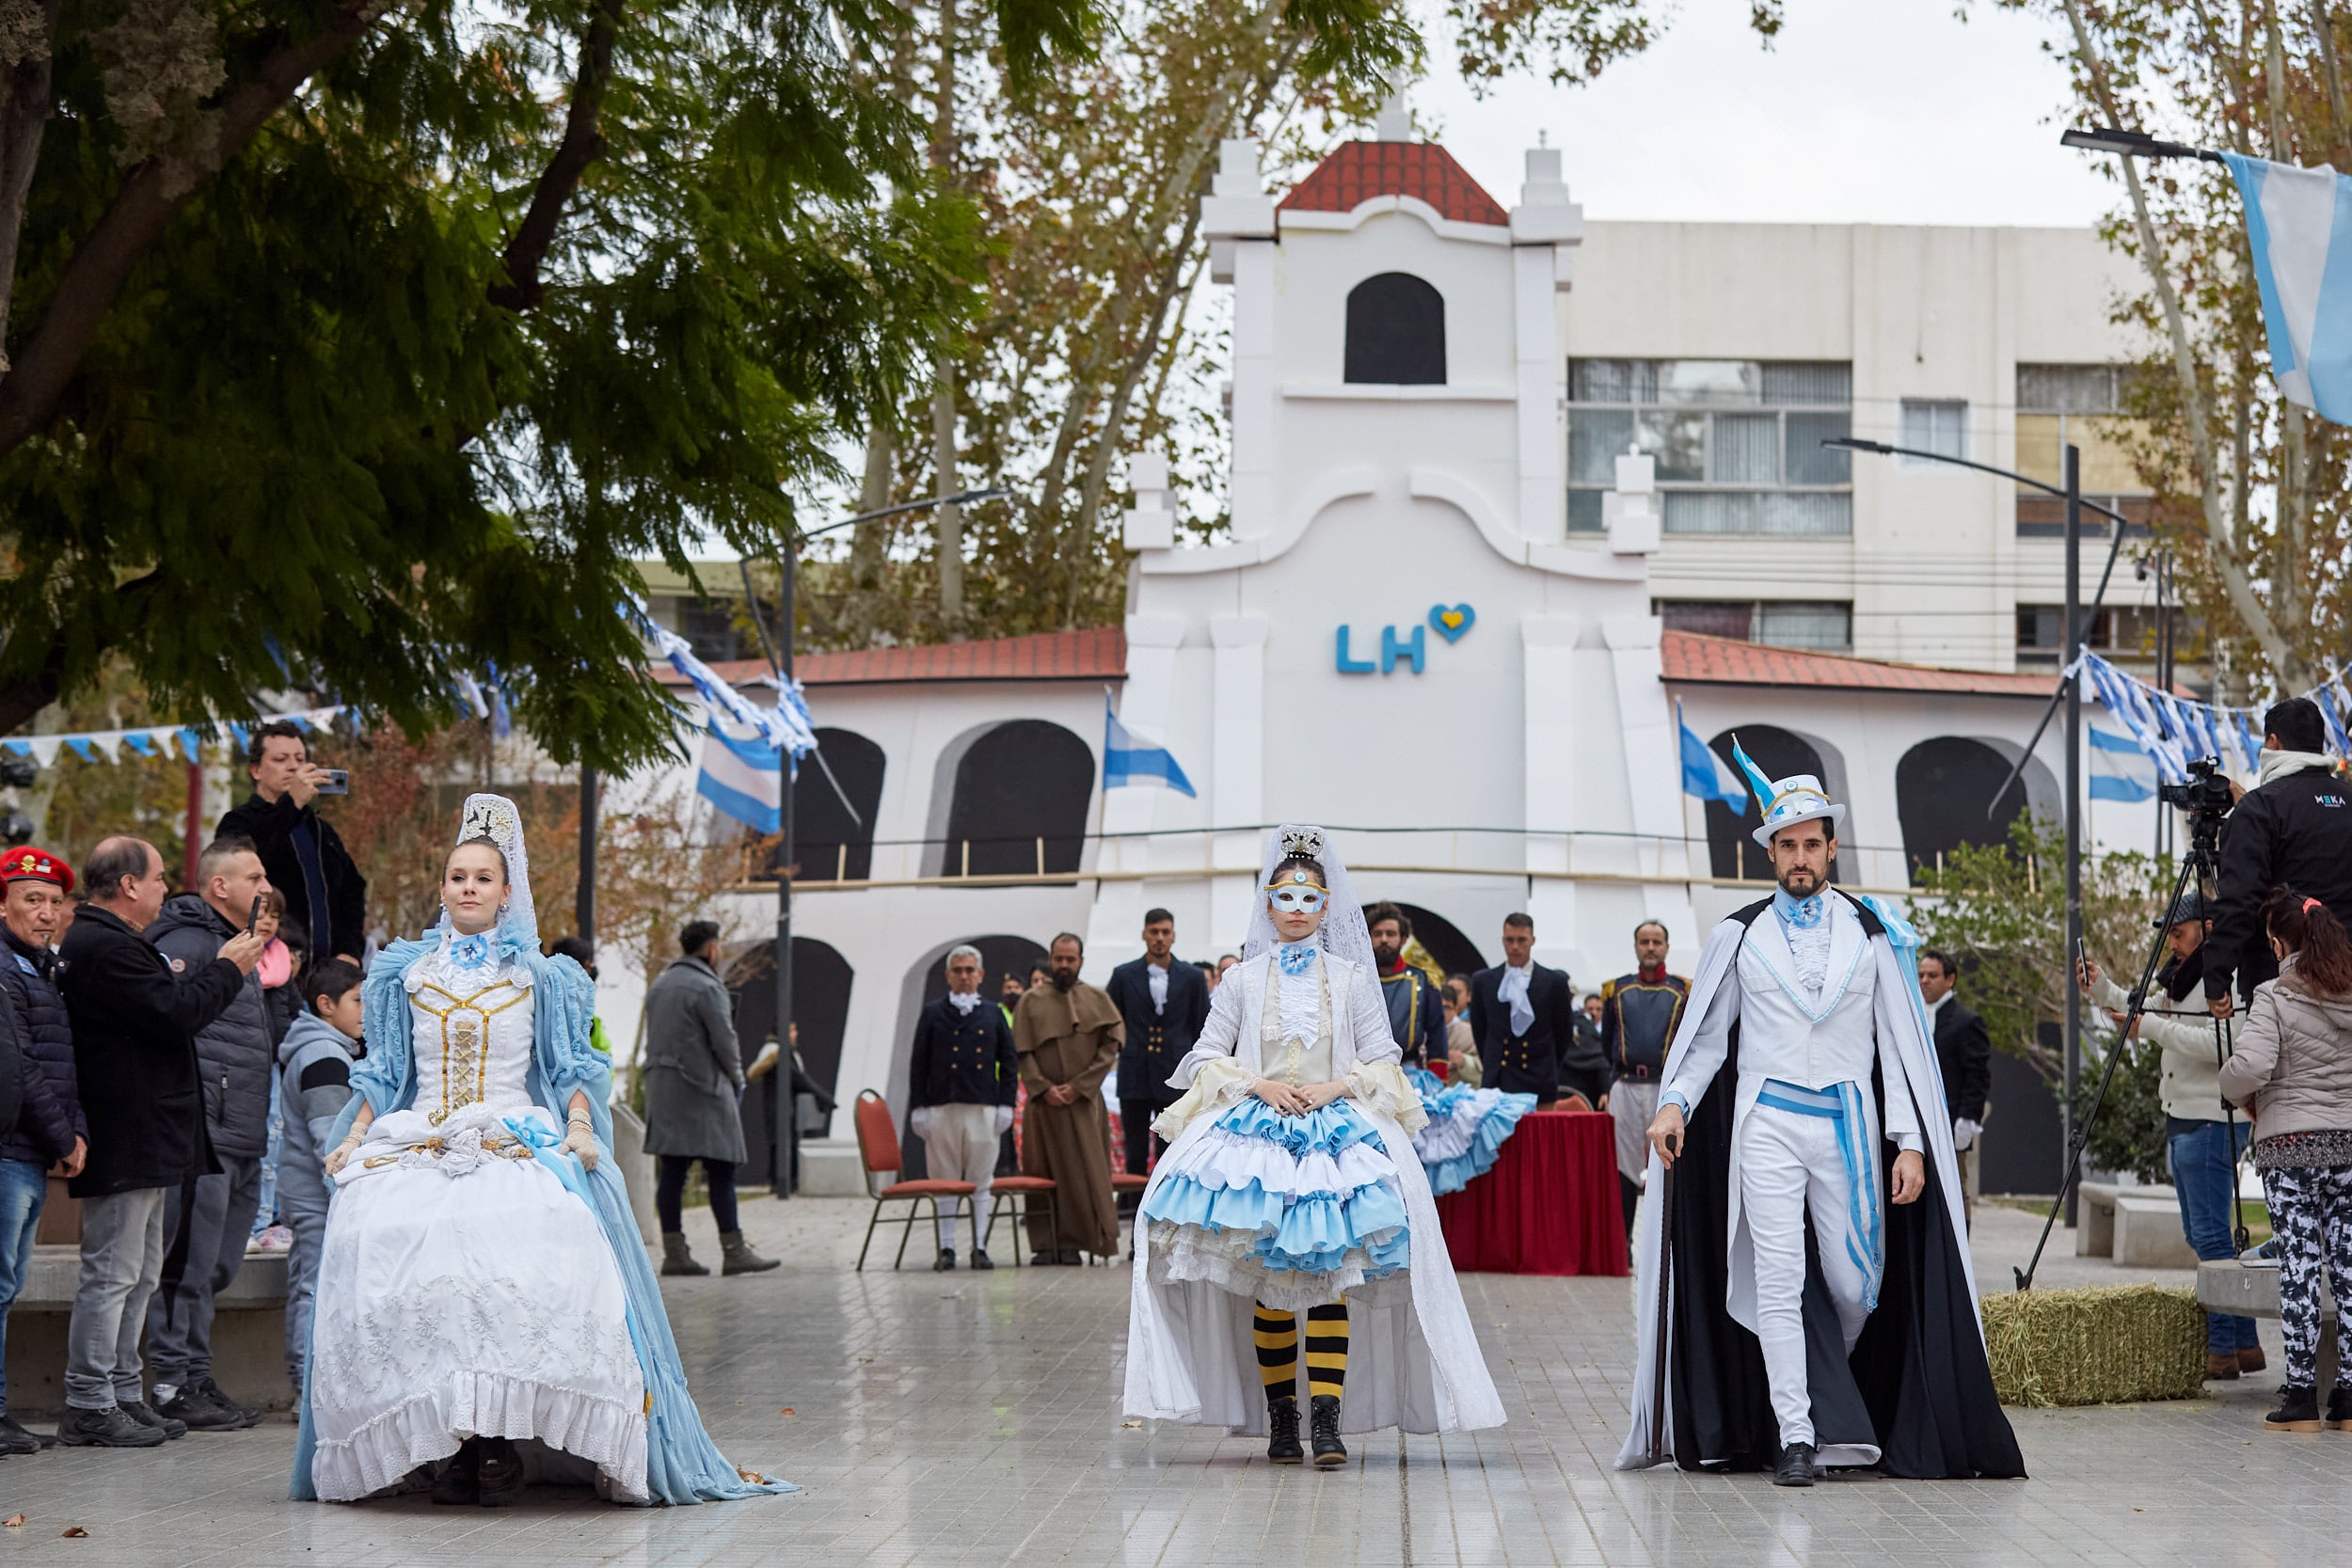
[631,119,2163,1198]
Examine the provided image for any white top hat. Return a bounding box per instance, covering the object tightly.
[1750,772,1846,847]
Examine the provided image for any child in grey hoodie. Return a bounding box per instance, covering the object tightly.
[275,958,365,1396]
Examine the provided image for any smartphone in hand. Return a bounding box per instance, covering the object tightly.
[247,895,264,935]
[316,769,350,795]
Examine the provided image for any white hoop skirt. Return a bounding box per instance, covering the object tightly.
[1405,1067,1537,1196]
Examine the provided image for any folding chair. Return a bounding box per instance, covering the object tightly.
[982,1174,1058,1267]
[852,1089,977,1271]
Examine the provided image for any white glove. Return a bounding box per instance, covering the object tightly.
[563,1121,600,1171]
[993,1104,1014,1136]
[323,1133,363,1177]
[910,1107,934,1140]
[1952,1118,1981,1152]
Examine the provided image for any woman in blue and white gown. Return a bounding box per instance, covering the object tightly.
[294,795,787,1507]
[1125,825,1504,1464]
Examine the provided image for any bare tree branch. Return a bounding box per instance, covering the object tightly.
[488,0,622,311]
[0,0,64,366]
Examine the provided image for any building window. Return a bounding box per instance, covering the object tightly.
[1566,359,1851,536]
[645,594,757,662]
[1899,399,1969,464]
[2015,603,2166,666]
[1658,599,1852,653]
[2016,364,2151,537]
[1344,272,1446,385]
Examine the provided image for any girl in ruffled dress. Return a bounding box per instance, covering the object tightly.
[1125,826,1504,1465]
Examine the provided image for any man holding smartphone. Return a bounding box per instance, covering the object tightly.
[216,721,367,963]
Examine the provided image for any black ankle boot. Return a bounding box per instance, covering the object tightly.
[476,1436,524,1505]
[432,1438,481,1505]
[2266,1386,2323,1432]
[1265,1395,1303,1463]
[2328,1385,2352,1431]
[1309,1394,1346,1467]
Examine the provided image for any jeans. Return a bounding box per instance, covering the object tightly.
[0,1160,50,1412]
[65,1187,167,1410]
[145,1154,262,1389]
[2169,1117,2260,1354]
[656,1156,739,1234]
[252,1074,284,1237]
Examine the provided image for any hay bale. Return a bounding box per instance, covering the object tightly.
[1980,1284,2206,1408]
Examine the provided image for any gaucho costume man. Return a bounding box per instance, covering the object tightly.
[1617,750,2022,1487]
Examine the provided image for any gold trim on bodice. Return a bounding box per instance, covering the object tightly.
[412,979,532,1124]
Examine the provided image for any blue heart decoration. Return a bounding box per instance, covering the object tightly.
[1428,603,1475,643]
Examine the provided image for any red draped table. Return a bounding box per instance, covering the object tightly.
[1433,1109,1629,1275]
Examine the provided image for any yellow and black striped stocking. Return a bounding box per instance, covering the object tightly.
[1304,1301,1349,1401]
[1254,1305,1299,1403]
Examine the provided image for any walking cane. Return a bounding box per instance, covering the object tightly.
[1647,1162,1676,1464]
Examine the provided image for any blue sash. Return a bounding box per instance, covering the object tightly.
[1754,1077,1883,1310]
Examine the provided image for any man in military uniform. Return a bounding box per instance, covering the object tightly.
[909,944,1020,1270]
[1105,909,1207,1182]
[1368,904,1443,1067]
[1599,919,1690,1237]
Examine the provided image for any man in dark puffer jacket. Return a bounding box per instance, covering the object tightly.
[142,837,276,1432]
[0,845,83,1455]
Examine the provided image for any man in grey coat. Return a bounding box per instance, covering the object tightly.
[643,921,777,1277]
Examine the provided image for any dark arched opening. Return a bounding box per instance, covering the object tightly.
[1705,727,1840,883]
[1344,272,1446,385]
[1896,736,2028,885]
[776,727,884,881]
[1363,901,1486,981]
[726,937,853,1189]
[944,720,1094,879]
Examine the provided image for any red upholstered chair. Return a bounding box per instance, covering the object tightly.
[982,1174,1058,1268]
[852,1089,977,1271]
[1556,1090,1595,1114]
[1112,1170,1151,1255]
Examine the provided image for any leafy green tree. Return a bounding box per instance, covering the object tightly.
[0,1,1106,768]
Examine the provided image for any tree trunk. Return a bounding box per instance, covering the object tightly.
[0,0,63,368]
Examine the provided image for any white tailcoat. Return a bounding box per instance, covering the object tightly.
[1123,951,1506,1434]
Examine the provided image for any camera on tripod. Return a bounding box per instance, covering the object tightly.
[2157,755,2234,818]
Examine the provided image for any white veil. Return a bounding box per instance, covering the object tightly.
[1239,823,1375,974]
[455,792,538,950]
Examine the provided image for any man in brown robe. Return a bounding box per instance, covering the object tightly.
[1012,932,1123,1263]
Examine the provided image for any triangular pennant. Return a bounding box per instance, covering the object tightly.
[26,736,63,768]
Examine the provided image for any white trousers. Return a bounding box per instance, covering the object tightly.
[925,1102,999,1250]
[1737,1100,1876,1450]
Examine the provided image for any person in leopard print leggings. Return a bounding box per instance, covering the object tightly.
[2219,887,2352,1433]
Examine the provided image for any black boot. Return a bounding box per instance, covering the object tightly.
[476,1436,524,1505]
[970,1247,994,1271]
[934,1247,957,1272]
[661,1232,709,1277]
[1773,1441,1818,1486]
[2265,1386,2323,1432]
[53,1405,166,1449]
[432,1438,482,1505]
[2327,1385,2352,1432]
[1309,1394,1346,1467]
[1265,1395,1303,1464]
[0,1412,46,1455]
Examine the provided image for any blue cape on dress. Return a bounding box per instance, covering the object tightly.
[289,923,793,1504]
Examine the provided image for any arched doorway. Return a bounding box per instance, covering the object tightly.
[725,937,853,1189]
[1704,726,1843,883]
[896,933,1046,1180]
[778,727,885,882]
[1896,736,2029,884]
[1344,272,1447,385]
[941,720,1094,879]
[1363,901,1486,981]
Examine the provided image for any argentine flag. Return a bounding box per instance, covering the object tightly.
[1103,696,1196,797]
[2089,723,2157,803]
[2224,152,2352,423]
[1677,701,1747,806]
[698,721,782,832]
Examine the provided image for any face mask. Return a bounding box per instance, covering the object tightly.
[1268,884,1326,914]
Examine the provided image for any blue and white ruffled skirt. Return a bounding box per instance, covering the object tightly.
[1141,1098,1411,1311]
[1406,1067,1536,1196]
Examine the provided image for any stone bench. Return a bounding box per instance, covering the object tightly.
[2198,1259,2339,1386]
[3,1245,294,1418]
[2076,1181,2199,1266]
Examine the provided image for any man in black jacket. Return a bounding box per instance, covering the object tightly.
[2204,697,2352,1018]
[1469,912,1581,1108]
[1104,909,1208,1180]
[56,838,259,1449]
[215,720,367,962]
[1917,949,1991,1228]
[908,944,1020,1270]
[142,837,278,1431]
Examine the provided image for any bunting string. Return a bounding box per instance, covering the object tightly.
[2066,652,2352,783]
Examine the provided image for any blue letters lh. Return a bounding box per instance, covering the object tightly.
[1381,625,1425,673]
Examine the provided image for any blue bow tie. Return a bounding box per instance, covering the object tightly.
[1277,942,1317,977]
[449,932,494,971]
[1773,890,1826,930]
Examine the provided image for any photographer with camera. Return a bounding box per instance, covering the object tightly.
[2201,698,2352,1022]
[2077,890,2261,1380]
[215,721,366,965]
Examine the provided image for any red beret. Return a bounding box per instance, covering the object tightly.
[0,846,74,895]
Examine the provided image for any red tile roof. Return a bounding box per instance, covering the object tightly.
[1278,141,1509,228]
[1661,630,2058,698]
[655,628,1127,689]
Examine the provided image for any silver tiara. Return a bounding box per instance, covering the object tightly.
[1279,825,1326,861]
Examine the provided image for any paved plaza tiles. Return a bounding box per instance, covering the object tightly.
[0,1196,2337,1567]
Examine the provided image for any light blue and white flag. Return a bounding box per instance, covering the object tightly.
[1677,701,1747,805]
[1102,695,1196,797]
[2223,152,2352,424]
[2090,723,2157,802]
[697,721,781,833]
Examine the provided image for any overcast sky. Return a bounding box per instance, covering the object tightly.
[1412,0,2117,229]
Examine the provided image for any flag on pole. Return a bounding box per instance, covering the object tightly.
[2089,723,2157,802]
[1102,695,1196,797]
[2222,152,2352,423]
[1677,702,1747,805]
[697,721,782,833]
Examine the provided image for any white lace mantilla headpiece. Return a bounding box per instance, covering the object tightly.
[454,791,538,949]
[1241,822,1373,974]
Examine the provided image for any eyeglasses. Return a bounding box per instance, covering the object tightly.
[1268,885,1326,913]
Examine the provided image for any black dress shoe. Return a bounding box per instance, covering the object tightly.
[934,1247,957,1272]
[0,1413,47,1454]
[1265,1395,1304,1464]
[432,1438,482,1505]
[120,1399,186,1440]
[970,1248,994,1271]
[53,1406,167,1449]
[1310,1394,1347,1467]
[476,1436,523,1506]
[1773,1441,1818,1486]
